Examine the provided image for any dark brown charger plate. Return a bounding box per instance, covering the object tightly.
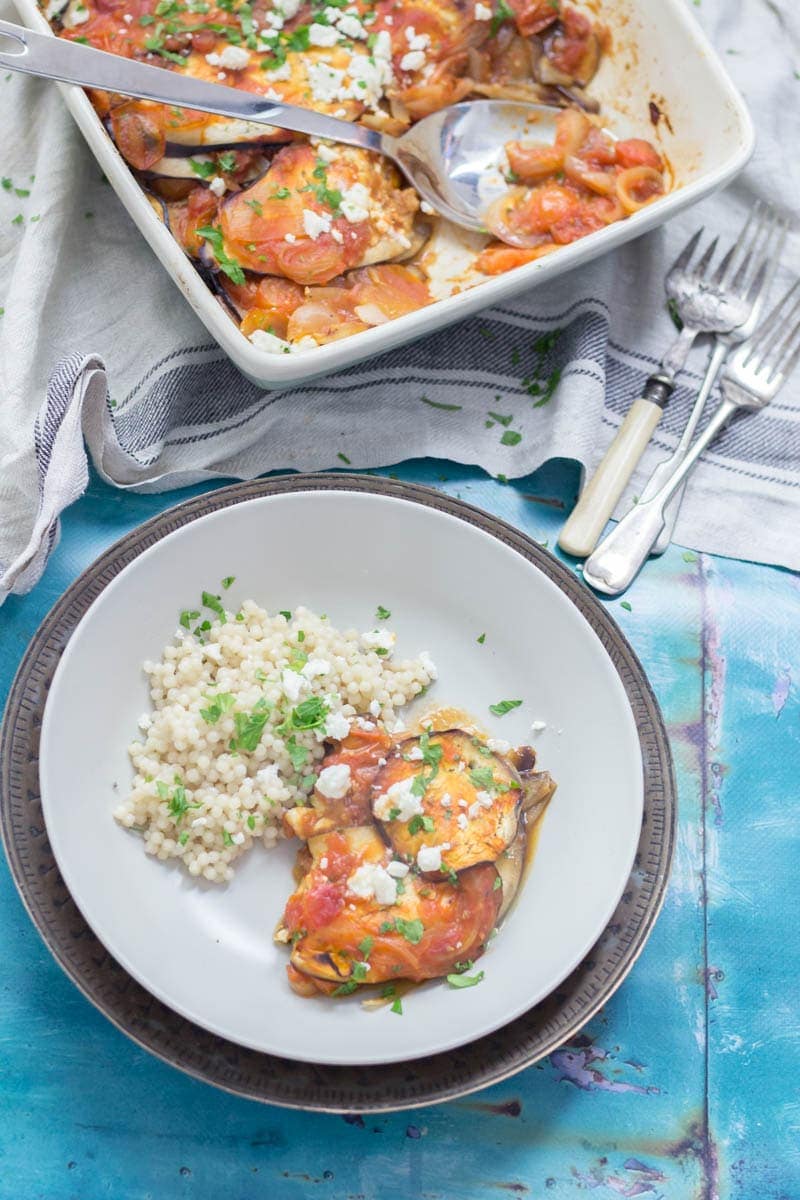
[0,475,675,1112]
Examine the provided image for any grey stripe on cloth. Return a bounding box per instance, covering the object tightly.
[1,0,799,602]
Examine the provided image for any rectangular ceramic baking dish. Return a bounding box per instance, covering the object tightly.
[14,0,754,388]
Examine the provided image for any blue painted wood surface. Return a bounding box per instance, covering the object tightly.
[1,460,798,1200]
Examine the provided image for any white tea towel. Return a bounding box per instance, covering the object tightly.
[1,0,799,603]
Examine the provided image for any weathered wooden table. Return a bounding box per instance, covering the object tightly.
[1,459,797,1199]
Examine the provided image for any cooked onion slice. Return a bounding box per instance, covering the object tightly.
[485,187,551,248]
[616,166,665,213]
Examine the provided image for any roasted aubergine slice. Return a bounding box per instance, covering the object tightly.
[278,825,501,996]
[370,729,526,874]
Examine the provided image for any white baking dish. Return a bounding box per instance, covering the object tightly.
[15,0,754,388]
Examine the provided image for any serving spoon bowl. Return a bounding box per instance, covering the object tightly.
[0,17,561,231]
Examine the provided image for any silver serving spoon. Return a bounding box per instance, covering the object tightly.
[0,17,561,231]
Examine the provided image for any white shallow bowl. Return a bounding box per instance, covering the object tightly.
[40,488,644,1066]
[14,0,753,387]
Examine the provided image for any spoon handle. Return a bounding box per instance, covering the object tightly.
[0,18,387,153]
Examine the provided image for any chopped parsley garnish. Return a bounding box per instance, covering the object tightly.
[408,813,435,835]
[620,600,632,611]
[189,158,216,179]
[217,151,237,173]
[245,198,264,216]
[446,970,485,988]
[487,410,513,427]
[221,575,235,589]
[351,961,369,983]
[469,766,495,790]
[337,452,351,464]
[230,701,272,752]
[390,997,403,1015]
[489,699,523,716]
[376,605,391,620]
[222,830,234,847]
[493,875,503,891]
[196,225,245,285]
[282,696,329,733]
[477,633,486,644]
[200,691,236,724]
[358,935,374,958]
[179,608,200,629]
[667,297,683,331]
[379,917,424,944]
[179,831,190,846]
[270,187,291,200]
[388,807,401,821]
[489,0,514,36]
[287,647,309,673]
[333,980,359,996]
[287,736,310,771]
[500,430,522,446]
[157,778,201,824]
[419,395,463,411]
[452,959,474,973]
[247,814,256,831]
[202,589,226,620]
[683,550,698,563]
[279,610,292,620]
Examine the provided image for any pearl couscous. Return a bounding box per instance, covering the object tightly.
[115,601,437,882]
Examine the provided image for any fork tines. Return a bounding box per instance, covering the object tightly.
[741,278,800,382]
[671,201,786,301]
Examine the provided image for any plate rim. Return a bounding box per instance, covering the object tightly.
[0,473,676,1111]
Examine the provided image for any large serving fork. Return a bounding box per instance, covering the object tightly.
[558,210,768,559]
[644,203,786,554]
[582,278,800,595]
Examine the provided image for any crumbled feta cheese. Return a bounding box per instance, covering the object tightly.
[267,60,292,81]
[122,11,133,21]
[531,720,547,733]
[369,700,381,718]
[347,862,397,904]
[337,12,366,38]
[354,717,376,731]
[208,175,226,197]
[330,228,344,244]
[378,757,387,766]
[302,208,333,239]
[137,713,152,732]
[282,668,309,702]
[308,62,346,103]
[373,776,424,822]
[231,831,246,846]
[277,0,301,18]
[476,790,493,808]
[250,329,291,354]
[468,801,481,819]
[400,50,426,72]
[457,812,468,830]
[316,762,352,799]
[205,45,251,70]
[440,792,452,807]
[284,232,298,244]
[362,628,396,652]
[302,657,331,679]
[487,737,511,754]
[315,143,338,163]
[458,797,468,808]
[387,860,410,878]
[217,71,227,81]
[416,844,442,872]
[474,1,492,17]
[324,710,351,740]
[407,746,424,761]
[202,642,223,662]
[419,651,438,678]
[320,856,329,870]
[256,763,282,790]
[404,27,430,50]
[308,22,339,45]
[62,4,89,26]
[339,182,371,223]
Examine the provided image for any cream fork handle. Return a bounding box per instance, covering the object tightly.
[582,399,737,595]
[643,338,730,556]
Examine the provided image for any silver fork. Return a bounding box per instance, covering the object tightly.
[558,215,767,559]
[644,203,787,555]
[582,278,800,595]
